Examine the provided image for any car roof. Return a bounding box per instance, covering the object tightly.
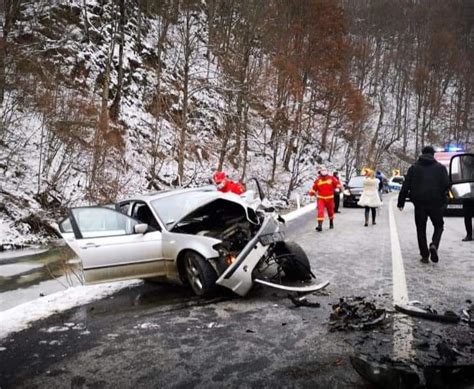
[119,186,252,211]
[119,185,218,203]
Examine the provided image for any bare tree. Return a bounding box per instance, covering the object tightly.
[176,1,201,184]
[0,0,22,106]
[110,0,126,121]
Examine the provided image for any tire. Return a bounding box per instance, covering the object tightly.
[183,251,218,297]
[274,242,312,281]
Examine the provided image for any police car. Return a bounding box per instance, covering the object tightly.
[435,145,465,215]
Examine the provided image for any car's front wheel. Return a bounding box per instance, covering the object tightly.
[274,242,312,281]
[183,251,217,297]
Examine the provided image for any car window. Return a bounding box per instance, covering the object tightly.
[59,217,73,233]
[348,176,365,187]
[151,191,219,227]
[392,177,404,184]
[131,202,160,231]
[71,207,139,239]
[117,202,131,215]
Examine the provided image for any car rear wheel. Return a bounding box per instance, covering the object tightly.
[183,251,217,297]
[274,242,312,281]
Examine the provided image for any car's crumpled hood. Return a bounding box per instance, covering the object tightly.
[168,192,259,230]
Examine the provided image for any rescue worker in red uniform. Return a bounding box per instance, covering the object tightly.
[213,171,245,195]
[309,168,341,231]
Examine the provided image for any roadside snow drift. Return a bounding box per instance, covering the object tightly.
[0,280,142,340]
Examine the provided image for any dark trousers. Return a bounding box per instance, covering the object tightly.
[463,200,474,237]
[364,207,376,222]
[414,205,444,258]
[334,192,340,212]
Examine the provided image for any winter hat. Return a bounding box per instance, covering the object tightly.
[213,171,226,184]
[422,146,435,155]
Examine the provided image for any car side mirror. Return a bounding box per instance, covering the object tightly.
[449,153,474,200]
[134,223,149,234]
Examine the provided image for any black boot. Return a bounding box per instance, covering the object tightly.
[462,235,472,242]
[316,221,323,232]
[364,215,369,227]
[330,220,334,229]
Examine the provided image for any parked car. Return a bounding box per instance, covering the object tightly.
[434,149,465,215]
[58,181,329,297]
[343,176,365,207]
[449,152,474,215]
[388,176,404,191]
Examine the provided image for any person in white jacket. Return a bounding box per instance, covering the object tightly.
[358,170,382,226]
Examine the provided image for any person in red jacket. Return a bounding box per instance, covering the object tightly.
[213,171,245,195]
[309,168,342,231]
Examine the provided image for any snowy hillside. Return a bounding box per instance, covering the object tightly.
[1,0,472,245]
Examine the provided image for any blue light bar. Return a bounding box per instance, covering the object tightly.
[446,146,463,152]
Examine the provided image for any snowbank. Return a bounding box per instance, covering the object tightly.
[0,280,142,340]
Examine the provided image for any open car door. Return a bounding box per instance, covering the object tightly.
[449,153,474,200]
[59,206,165,283]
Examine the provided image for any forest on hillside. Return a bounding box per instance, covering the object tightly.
[0,0,473,242]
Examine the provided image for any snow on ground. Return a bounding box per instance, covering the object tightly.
[0,280,142,340]
[282,204,314,222]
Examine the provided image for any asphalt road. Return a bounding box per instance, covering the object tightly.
[1,194,473,388]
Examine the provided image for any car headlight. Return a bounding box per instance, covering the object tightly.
[212,243,228,257]
[212,243,236,266]
[343,189,351,196]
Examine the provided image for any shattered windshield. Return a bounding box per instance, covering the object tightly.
[151,192,221,228]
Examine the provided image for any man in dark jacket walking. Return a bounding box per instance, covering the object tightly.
[397,146,449,263]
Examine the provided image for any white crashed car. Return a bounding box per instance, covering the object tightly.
[58,180,328,297]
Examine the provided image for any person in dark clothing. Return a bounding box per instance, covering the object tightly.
[462,199,473,241]
[333,172,342,213]
[460,155,474,241]
[376,171,384,202]
[397,146,449,263]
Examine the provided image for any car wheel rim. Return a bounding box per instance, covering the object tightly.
[186,256,203,292]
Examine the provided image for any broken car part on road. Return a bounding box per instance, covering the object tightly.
[394,303,461,324]
[351,355,474,389]
[329,296,387,331]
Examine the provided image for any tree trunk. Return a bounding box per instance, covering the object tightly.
[240,105,249,182]
[81,0,90,43]
[149,15,170,181]
[110,0,125,121]
[0,0,21,106]
[283,93,304,171]
[89,15,116,195]
[177,9,193,184]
